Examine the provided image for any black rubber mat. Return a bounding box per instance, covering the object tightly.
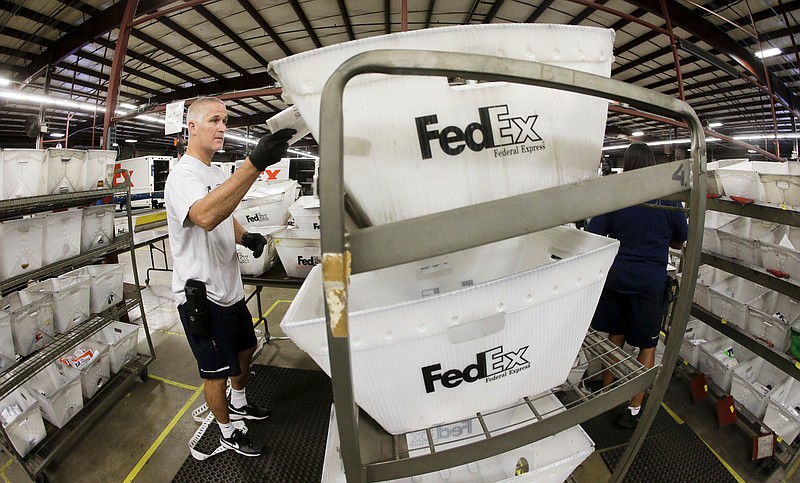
[172,365,333,483]
[601,424,738,483]
[581,403,680,450]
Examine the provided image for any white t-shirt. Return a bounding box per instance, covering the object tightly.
[164,155,244,306]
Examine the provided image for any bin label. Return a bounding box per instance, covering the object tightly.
[421,344,530,393]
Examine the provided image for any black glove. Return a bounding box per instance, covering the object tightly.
[241,232,268,258]
[249,129,296,171]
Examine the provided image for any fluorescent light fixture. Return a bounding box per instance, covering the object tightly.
[603,154,609,158]
[218,149,225,153]
[748,149,757,153]
[603,137,723,151]
[755,47,782,59]
[0,78,10,87]
[124,139,137,143]
[708,122,723,128]
[631,131,644,137]
[112,142,119,147]
[49,133,65,138]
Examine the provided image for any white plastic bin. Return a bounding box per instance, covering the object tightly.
[39,208,83,265]
[708,276,769,330]
[0,216,45,281]
[59,263,124,314]
[0,387,46,457]
[91,321,138,373]
[45,148,86,194]
[269,24,614,225]
[84,150,116,190]
[1,149,47,199]
[0,291,54,357]
[698,337,755,393]
[237,226,281,276]
[703,212,739,255]
[758,161,800,208]
[706,159,747,196]
[233,180,299,228]
[746,291,800,351]
[688,264,734,309]
[80,204,115,253]
[717,161,776,202]
[764,378,800,444]
[679,318,723,368]
[274,228,321,278]
[289,196,320,230]
[23,362,83,428]
[21,276,91,333]
[281,225,619,434]
[0,310,15,371]
[58,340,110,399]
[760,227,800,280]
[716,217,785,267]
[731,358,788,419]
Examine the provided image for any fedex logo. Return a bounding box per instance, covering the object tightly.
[112,163,133,187]
[421,345,530,393]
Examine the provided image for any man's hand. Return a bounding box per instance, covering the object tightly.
[241,232,268,258]
[248,129,296,171]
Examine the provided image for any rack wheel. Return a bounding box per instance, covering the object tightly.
[139,368,149,383]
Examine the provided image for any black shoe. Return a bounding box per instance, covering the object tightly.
[220,428,263,457]
[228,402,271,421]
[618,407,640,429]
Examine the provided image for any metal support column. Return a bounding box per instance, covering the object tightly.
[102,0,139,149]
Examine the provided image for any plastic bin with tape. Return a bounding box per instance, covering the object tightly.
[0,387,46,457]
[0,291,54,357]
[84,150,116,190]
[233,180,299,229]
[39,208,82,265]
[698,337,755,393]
[0,149,47,200]
[708,276,769,330]
[0,216,44,281]
[746,291,800,351]
[23,362,83,429]
[91,321,138,373]
[0,310,15,371]
[731,358,788,419]
[269,24,614,225]
[21,276,90,333]
[758,161,800,208]
[764,378,800,444]
[80,204,115,253]
[716,217,785,267]
[716,161,776,202]
[45,148,87,194]
[59,263,124,314]
[679,318,723,368]
[274,228,321,278]
[237,226,281,277]
[289,196,320,231]
[58,340,110,399]
[281,226,618,434]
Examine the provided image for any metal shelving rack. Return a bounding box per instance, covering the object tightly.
[317,50,706,482]
[0,175,155,482]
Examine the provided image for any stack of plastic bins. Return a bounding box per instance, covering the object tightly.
[705,159,747,196]
[760,225,800,280]
[59,263,124,314]
[716,217,785,267]
[716,161,777,202]
[58,340,110,399]
[21,276,91,334]
[232,180,299,229]
[708,276,770,330]
[45,148,86,194]
[288,196,320,231]
[0,291,54,357]
[746,291,800,351]
[698,337,756,393]
[273,228,321,278]
[679,318,724,368]
[80,204,115,254]
[758,161,800,208]
[0,310,15,371]
[702,212,739,256]
[0,216,45,281]
[731,358,788,419]
[23,362,83,429]
[84,150,116,190]
[0,149,47,200]
[281,225,619,434]
[0,387,46,457]
[680,264,734,309]
[764,378,800,444]
[38,208,83,265]
[91,321,138,373]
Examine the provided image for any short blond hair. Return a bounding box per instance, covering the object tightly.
[186,97,225,125]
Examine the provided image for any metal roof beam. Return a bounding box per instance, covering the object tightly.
[236,0,292,56]
[568,0,607,25]
[336,0,356,41]
[194,5,270,68]
[525,0,554,23]
[288,0,322,48]
[156,17,249,76]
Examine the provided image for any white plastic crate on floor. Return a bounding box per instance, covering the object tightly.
[746,291,800,351]
[679,318,723,368]
[0,216,45,281]
[731,358,788,419]
[59,264,123,314]
[91,321,138,373]
[708,276,769,330]
[84,150,116,190]
[764,378,800,444]
[698,337,755,393]
[233,180,299,229]
[273,228,320,278]
[39,208,82,265]
[289,196,320,231]
[58,340,110,399]
[702,211,739,255]
[0,291,54,357]
[80,204,115,253]
[281,226,618,434]
[21,276,90,333]
[322,392,594,482]
[716,217,785,267]
[45,148,86,194]
[237,226,281,277]
[758,161,800,208]
[23,362,83,429]
[716,161,777,202]
[0,149,47,199]
[0,310,14,371]
[269,24,614,225]
[0,387,46,458]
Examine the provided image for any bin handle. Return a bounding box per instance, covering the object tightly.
[447,312,506,345]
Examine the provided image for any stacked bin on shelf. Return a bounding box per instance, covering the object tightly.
[764,378,800,444]
[0,216,45,281]
[59,340,110,399]
[23,362,83,429]
[0,149,47,200]
[708,276,769,330]
[0,310,14,371]
[91,321,138,374]
[0,387,46,458]
[679,318,724,368]
[59,264,124,315]
[760,225,800,281]
[21,276,91,334]
[0,292,54,357]
[80,204,115,254]
[698,337,756,393]
[39,208,83,265]
[745,291,800,351]
[731,358,788,419]
[715,217,785,267]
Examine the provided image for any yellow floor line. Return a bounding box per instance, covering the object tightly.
[660,402,685,424]
[251,299,292,325]
[149,375,200,391]
[783,452,800,482]
[157,329,184,337]
[0,458,13,483]
[123,385,203,482]
[696,433,747,483]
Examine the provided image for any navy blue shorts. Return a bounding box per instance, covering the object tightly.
[177,298,257,379]
[590,287,666,349]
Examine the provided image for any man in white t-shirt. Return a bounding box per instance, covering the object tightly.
[164,96,294,457]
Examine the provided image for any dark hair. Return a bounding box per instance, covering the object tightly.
[623,142,656,171]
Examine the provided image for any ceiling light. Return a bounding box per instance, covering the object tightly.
[0,78,10,87]
[124,139,137,143]
[708,122,723,128]
[603,154,609,158]
[755,47,782,59]
[631,131,644,137]
[218,149,225,153]
[748,149,757,153]
[49,133,65,138]
[112,142,119,147]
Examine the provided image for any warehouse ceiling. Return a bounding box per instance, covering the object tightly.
[0,0,799,163]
